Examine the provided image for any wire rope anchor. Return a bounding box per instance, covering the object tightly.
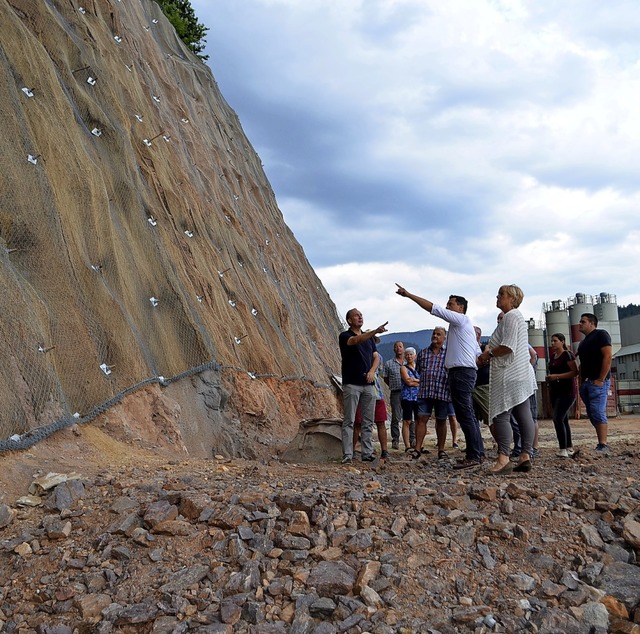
[247,372,257,379]
[90,264,102,272]
[27,154,40,165]
[217,268,231,277]
[113,35,122,43]
[228,299,236,307]
[162,135,171,142]
[234,334,249,345]
[135,114,143,122]
[21,87,34,98]
[147,216,157,226]
[78,6,86,14]
[91,127,102,137]
[158,375,169,386]
[87,76,97,86]
[152,95,161,103]
[152,18,159,24]
[196,295,203,303]
[251,308,258,316]
[37,344,56,353]
[180,117,189,124]
[149,297,159,307]
[99,363,113,376]
[125,63,133,72]
[183,229,193,238]
[142,130,165,147]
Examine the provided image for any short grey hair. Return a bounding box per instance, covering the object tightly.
[405,347,417,355]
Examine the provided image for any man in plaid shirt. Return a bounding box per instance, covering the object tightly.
[414,326,451,459]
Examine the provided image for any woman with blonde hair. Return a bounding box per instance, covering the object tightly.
[399,347,420,452]
[478,285,537,474]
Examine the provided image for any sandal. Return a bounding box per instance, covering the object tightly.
[410,450,421,460]
[404,447,413,453]
[438,450,447,459]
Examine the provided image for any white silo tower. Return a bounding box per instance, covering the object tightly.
[527,318,546,382]
[594,292,621,355]
[568,293,594,353]
[544,300,570,347]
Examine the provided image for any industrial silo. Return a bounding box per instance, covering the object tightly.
[568,293,594,353]
[544,300,570,348]
[526,318,546,382]
[594,292,621,355]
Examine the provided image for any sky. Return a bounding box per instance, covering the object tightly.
[192,0,640,336]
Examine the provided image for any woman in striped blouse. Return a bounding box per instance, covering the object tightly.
[478,285,537,474]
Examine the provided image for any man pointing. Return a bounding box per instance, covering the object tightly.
[396,286,485,469]
[339,309,388,465]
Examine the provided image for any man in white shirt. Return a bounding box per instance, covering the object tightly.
[396,285,485,469]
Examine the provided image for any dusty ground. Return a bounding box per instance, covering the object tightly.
[2,415,639,506]
[1,414,639,633]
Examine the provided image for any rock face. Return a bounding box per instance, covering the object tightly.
[0,0,342,449]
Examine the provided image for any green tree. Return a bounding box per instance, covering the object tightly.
[153,0,209,60]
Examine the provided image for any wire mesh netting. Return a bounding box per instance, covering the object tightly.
[0,0,342,449]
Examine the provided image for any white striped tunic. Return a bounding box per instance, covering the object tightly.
[488,308,537,420]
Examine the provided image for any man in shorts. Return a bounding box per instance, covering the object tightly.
[414,327,451,460]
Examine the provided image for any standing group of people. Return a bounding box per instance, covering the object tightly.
[339,284,613,471]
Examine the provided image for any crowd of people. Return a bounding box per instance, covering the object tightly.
[338,285,613,472]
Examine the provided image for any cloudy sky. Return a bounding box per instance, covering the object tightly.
[192,0,640,336]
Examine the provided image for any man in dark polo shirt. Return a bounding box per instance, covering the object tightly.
[339,308,388,465]
[577,313,612,452]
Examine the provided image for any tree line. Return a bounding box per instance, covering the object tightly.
[153,0,209,60]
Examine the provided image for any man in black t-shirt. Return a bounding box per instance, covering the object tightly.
[577,313,612,452]
[339,309,388,464]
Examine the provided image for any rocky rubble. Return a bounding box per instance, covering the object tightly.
[1,444,640,634]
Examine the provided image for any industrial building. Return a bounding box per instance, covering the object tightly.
[528,293,627,417]
[613,313,640,413]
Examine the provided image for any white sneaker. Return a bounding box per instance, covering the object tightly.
[557,449,569,458]
[567,447,575,456]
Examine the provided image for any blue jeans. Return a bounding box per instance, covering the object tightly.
[342,384,376,458]
[579,379,610,426]
[448,367,484,461]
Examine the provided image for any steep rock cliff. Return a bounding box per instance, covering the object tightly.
[0,0,342,456]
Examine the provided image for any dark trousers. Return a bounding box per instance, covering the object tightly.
[552,394,575,449]
[448,367,484,461]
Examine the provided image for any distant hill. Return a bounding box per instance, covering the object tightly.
[619,304,640,319]
[377,330,433,363]
[376,328,489,363]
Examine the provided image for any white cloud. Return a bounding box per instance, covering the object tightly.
[194,0,640,337]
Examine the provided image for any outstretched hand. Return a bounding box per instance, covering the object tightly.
[395,283,408,297]
[375,321,389,335]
